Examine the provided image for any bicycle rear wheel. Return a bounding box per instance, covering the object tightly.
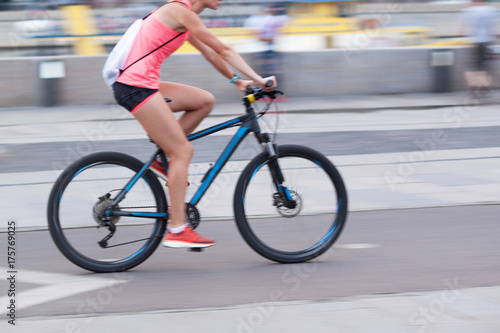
[234,145,348,263]
[47,152,167,272]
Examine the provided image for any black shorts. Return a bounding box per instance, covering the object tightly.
[113,81,159,113]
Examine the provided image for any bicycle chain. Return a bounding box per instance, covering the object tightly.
[119,206,157,210]
[120,204,200,230]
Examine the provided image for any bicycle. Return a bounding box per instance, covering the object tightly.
[47,87,348,273]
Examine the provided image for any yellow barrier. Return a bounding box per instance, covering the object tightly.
[417,38,470,48]
[60,5,105,55]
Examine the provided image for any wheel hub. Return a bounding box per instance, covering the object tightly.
[274,190,303,218]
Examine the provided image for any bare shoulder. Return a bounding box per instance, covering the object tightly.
[153,1,194,32]
[156,1,192,17]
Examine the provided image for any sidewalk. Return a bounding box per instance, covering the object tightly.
[0,91,481,122]
[0,91,487,145]
[4,284,500,332]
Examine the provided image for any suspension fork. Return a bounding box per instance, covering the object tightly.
[257,132,296,208]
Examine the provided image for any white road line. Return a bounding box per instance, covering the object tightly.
[0,267,127,313]
[335,243,380,249]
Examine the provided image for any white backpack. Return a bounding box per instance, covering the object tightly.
[102,17,145,89]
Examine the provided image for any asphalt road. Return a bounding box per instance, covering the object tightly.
[0,101,499,324]
[1,204,499,319]
[1,126,500,173]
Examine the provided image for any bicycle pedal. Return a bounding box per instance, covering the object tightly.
[188,247,204,253]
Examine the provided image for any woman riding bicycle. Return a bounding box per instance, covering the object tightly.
[113,0,276,248]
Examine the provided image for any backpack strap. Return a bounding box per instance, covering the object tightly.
[119,32,184,74]
[120,1,187,75]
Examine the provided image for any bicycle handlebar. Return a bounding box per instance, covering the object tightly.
[243,83,282,105]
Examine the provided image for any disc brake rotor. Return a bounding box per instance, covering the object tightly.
[275,190,303,218]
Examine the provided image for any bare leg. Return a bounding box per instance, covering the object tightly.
[159,82,215,135]
[133,83,215,229]
[132,92,193,229]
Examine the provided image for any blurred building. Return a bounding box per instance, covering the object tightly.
[1,0,500,106]
[2,0,499,56]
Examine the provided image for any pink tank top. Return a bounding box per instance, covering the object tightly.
[117,0,191,89]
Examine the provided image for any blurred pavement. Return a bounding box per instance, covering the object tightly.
[6,284,500,332]
[1,91,500,332]
[1,91,499,227]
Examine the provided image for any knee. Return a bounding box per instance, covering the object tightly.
[186,142,195,158]
[202,92,215,115]
[171,141,194,162]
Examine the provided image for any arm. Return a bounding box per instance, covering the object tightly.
[188,35,253,92]
[177,7,276,90]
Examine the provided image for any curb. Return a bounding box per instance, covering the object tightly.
[210,92,500,117]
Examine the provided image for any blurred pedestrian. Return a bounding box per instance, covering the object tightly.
[245,5,288,89]
[460,0,499,98]
[112,0,277,249]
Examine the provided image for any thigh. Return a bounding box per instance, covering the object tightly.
[132,92,191,156]
[159,82,214,113]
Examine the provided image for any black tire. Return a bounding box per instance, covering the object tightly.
[234,145,348,263]
[47,152,167,273]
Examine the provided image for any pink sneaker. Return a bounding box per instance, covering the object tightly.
[162,227,216,248]
[150,159,167,179]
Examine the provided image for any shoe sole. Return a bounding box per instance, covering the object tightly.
[162,240,215,248]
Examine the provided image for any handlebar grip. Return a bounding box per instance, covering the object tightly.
[265,80,274,88]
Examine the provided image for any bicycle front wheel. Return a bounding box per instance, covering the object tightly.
[234,145,348,263]
[47,152,167,273]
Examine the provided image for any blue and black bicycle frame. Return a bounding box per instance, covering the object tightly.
[109,90,295,220]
